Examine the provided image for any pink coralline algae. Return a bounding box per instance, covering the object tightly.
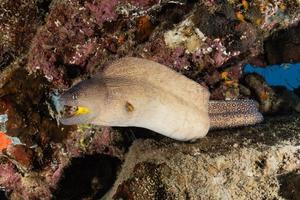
[169,47,190,70]
[86,0,120,25]
[28,1,90,85]
[27,0,163,87]
[68,39,97,66]
[129,0,160,8]
[192,38,240,69]
[64,127,125,158]
[27,0,121,86]
[47,162,67,187]
[26,0,171,87]
[142,38,191,71]
[0,163,21,191]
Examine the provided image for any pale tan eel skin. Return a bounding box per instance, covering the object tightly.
[58,57,263,141]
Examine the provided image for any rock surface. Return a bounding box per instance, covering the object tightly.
[108,114,300,200]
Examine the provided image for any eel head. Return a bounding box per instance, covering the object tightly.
[58,77,104,125]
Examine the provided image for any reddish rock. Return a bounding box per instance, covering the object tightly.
[85,0,120,25]
[129,0,159,8]
[5,145,34,169]
[0,162,21,191]
[135,15,155,42]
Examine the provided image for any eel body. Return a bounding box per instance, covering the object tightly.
[58,57,263,141]
[208,99,263,129]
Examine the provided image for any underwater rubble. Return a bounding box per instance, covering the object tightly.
[0,0,300,199]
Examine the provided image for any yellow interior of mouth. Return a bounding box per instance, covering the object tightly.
[75,106,90,115]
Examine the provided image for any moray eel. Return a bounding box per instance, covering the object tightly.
[58,57,263,141]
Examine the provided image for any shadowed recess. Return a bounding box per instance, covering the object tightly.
[0,189,8,200]
[278,171,300,200]
[54,154,120,200]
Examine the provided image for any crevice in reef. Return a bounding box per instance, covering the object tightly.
[278,171,300,200]
[36,0,53,21]
[264,22,300,65]
[0,189,8,200]
[0,51,14,71]
[53,154,120,200]
[0,66,72,148]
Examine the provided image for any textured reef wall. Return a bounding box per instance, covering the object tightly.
[0,0,300,199]
[108,115,300,200]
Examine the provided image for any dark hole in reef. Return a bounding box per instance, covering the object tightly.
[65,64,84,79]
[132,127,166,140]
[116,127,167,143]
[0,189,8,200]
[36,0,52,21]
[255,157,266,170]
[156,0,196,29]
[264,22,300,64]
[187,0,198,4]
[54,154,120,200]
[0,51,14,70]
[278,171,300,200]
[295,87,300,97]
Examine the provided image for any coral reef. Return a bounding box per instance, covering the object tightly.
[27,0,300,95]
[0,0,42,69]
[27,0,162,86]
[0,0,300,199]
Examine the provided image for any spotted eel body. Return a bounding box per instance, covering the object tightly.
[208,99,263,129]
[58,57,263,141]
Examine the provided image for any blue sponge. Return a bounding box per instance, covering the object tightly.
[244,63,300,90]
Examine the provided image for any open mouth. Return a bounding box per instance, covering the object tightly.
[52,94,94,125]
[63,105,79,118]
[58,105,93,125]
[61,105,91,118]
[50,92,96,125]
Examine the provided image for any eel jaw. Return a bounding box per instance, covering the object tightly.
[59,113,95,125]
[57,96,96,125]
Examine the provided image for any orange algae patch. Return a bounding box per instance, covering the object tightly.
[242,0,249,10]
[0,132,12,151]
[236,11,245,22]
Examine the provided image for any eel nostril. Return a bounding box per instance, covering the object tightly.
[72,93,78,100]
